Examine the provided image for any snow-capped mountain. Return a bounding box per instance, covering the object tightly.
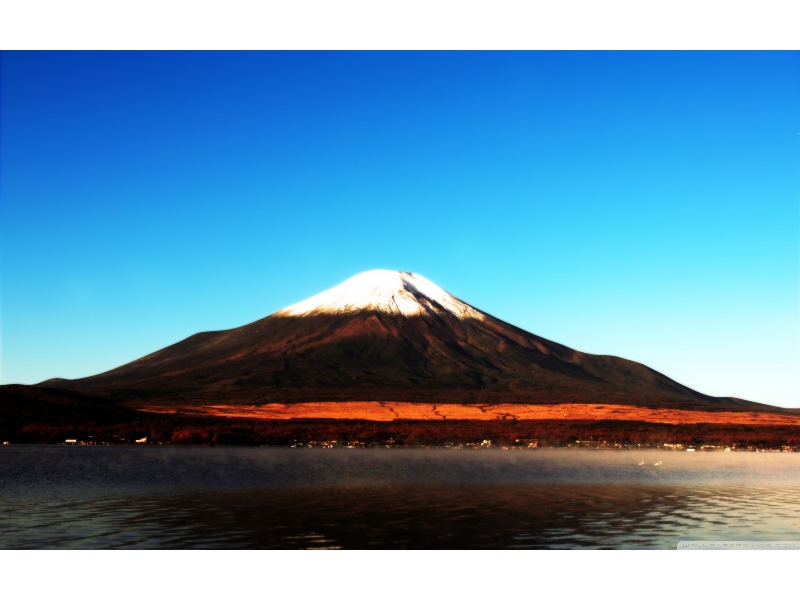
[41,270,759,411]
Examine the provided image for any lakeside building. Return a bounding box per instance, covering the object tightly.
[514,438,540,448]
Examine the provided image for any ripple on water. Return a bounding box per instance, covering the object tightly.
[2,447,800,549]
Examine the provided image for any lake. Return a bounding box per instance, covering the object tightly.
[2,446,800,549]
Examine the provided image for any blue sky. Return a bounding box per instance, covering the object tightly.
[2,51,798,406]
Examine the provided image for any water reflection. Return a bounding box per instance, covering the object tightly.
[2,447,800,549]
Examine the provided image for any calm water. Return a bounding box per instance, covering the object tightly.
[2,446,800,549]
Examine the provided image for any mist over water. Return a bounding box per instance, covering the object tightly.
[3,447,800,549]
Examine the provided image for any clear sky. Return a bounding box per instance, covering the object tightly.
[2,51,798,407]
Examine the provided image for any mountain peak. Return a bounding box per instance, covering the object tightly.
[274,270,486,320]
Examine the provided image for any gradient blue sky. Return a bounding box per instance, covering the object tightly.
[2,51,798,406]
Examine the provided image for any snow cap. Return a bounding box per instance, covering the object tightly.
[275,270,485,320]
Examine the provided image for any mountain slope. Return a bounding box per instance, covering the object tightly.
[42,270,766,411]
